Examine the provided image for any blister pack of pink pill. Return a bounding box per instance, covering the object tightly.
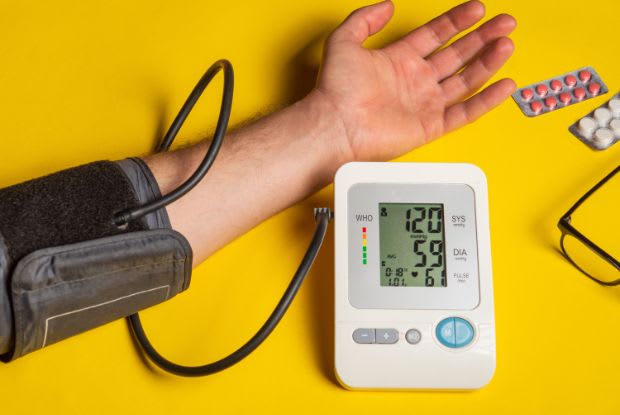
[569,92,620,150]
[512,67,608,117]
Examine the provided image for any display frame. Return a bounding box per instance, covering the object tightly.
[378,202,448,288]
[347,183,481,310]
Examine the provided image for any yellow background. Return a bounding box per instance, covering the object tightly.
[1,0,618,414]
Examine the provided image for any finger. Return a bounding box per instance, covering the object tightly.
[428,14,516,81]
[400,0,485,57]
[441,37,515,104]
[329,0,395,45]
[444,78,516,133]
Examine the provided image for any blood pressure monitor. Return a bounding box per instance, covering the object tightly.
[334,162,495,390]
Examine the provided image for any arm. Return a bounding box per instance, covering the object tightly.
[145,0,517,265]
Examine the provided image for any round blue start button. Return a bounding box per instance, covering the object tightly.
[435,317,475,348]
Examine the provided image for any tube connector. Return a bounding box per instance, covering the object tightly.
[314,207,334,222]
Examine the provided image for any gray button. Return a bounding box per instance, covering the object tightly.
[405,329,422,344]
[376,328,398,344]
[352,328,375,344]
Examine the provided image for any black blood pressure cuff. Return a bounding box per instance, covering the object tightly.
[0,158,192,361]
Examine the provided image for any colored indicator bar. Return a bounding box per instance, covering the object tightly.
[362,227,367,265]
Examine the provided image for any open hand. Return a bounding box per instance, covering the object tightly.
[314,0,516,161]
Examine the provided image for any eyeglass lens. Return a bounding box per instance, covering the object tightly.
[562,170,619,283]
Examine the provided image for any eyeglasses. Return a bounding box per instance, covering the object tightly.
[558,165,620,286]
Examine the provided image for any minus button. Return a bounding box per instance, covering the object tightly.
[352,328,375,344]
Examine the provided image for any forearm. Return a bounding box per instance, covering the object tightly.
[143,0,516,267]
[144,92,347,265]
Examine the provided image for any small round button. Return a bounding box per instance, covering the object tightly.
[405,329,422,345]
[436,317,475,348]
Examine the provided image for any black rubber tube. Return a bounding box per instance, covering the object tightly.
[124,59,333,377]
[129,209,331,376]
[113,59,234,227]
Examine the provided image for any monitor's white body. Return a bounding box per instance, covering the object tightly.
[334,162,495,390]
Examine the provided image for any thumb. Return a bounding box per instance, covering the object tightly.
[330,1,394,45]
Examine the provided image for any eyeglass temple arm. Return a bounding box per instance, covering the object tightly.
[563,165,620,217]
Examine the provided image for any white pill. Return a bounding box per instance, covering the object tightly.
[578,117,597,138]
[593,128,614,147]
[610,119,620,137]
[609,98,620,117]
[594,107,612,127]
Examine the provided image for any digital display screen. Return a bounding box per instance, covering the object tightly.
[379,203,447,287]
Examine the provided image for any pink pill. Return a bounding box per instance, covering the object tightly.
[550,80,562,92]
[530,101,543,114]
[579,70,591,82]
[565,75,577,87]
[588,82,601,95]
[574,87,586,100]
[521,88,534,101]
[559,92,572,104]
[536,84,548,97]
[544,97,557,110]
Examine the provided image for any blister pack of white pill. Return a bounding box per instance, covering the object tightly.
[569,93,620,150]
